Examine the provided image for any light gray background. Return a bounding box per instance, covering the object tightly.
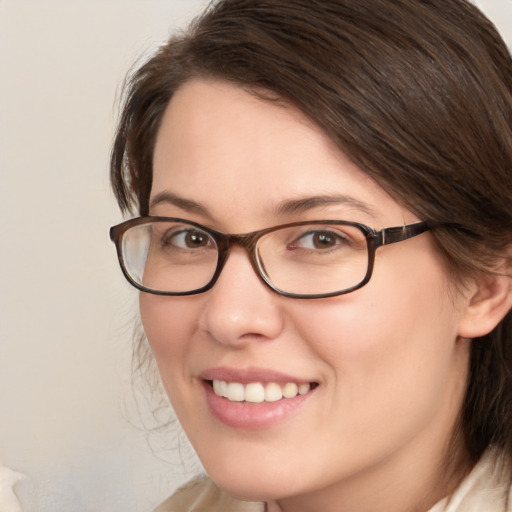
[1,1,511,511]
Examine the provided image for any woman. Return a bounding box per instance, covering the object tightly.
[109,0,512,510]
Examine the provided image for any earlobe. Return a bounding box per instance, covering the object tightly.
[457,263,512,339]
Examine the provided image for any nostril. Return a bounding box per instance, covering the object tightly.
[197,271,286,346]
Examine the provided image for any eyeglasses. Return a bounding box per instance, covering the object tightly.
[110,216,438,299]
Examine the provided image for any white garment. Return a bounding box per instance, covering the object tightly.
[0,464,24,512]
[427,448,511,512]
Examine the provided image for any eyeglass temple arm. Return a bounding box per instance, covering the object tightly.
[379,221,433,246]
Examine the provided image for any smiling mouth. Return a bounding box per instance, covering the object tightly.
[208,380,318,403]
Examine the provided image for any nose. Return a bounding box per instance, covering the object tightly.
[198,247,286,347]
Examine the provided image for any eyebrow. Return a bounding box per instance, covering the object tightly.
[150,191,210,216]
[274,195,378,218]
[149,191,378,219]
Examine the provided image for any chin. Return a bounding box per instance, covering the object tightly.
[205,463,297,502]
[212,480,282,503]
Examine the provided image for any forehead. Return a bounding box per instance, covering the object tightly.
[151,79,409,229]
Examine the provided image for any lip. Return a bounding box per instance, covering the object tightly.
[199,367,317,430]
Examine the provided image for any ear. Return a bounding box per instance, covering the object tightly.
[457,259,512,339]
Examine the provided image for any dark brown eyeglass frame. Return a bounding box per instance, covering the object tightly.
[110,216,442,299]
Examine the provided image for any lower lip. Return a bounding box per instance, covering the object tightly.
[203,381,314,430]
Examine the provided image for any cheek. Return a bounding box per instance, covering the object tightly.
[139,294,201,388]
[290,250,465,419]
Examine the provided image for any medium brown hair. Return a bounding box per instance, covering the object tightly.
[111,0,512,461]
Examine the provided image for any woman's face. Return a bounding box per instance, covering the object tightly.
[142,79,471,508]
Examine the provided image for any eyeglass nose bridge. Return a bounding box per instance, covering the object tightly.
[207,230,275,293]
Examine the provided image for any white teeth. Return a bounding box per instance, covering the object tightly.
[245,382,265,403]
[226,382,245,402]
[213,380,223,396]
[264,382,283,402]
[298,383,310,395]
[282,382,298,398]
[212,380,312,402]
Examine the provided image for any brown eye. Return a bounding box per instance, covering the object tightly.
[163,229,213,250]
[183,231,209,248]
[291,230,349,251]
[311,232,337,249]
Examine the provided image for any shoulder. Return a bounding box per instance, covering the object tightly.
[154,477,265,512]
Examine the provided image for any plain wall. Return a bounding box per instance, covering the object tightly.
[0,2,207,511]
[0,1,511,511]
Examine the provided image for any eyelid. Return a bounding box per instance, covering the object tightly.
[158,222,213,239]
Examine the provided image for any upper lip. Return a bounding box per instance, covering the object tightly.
[199,366,316,385]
